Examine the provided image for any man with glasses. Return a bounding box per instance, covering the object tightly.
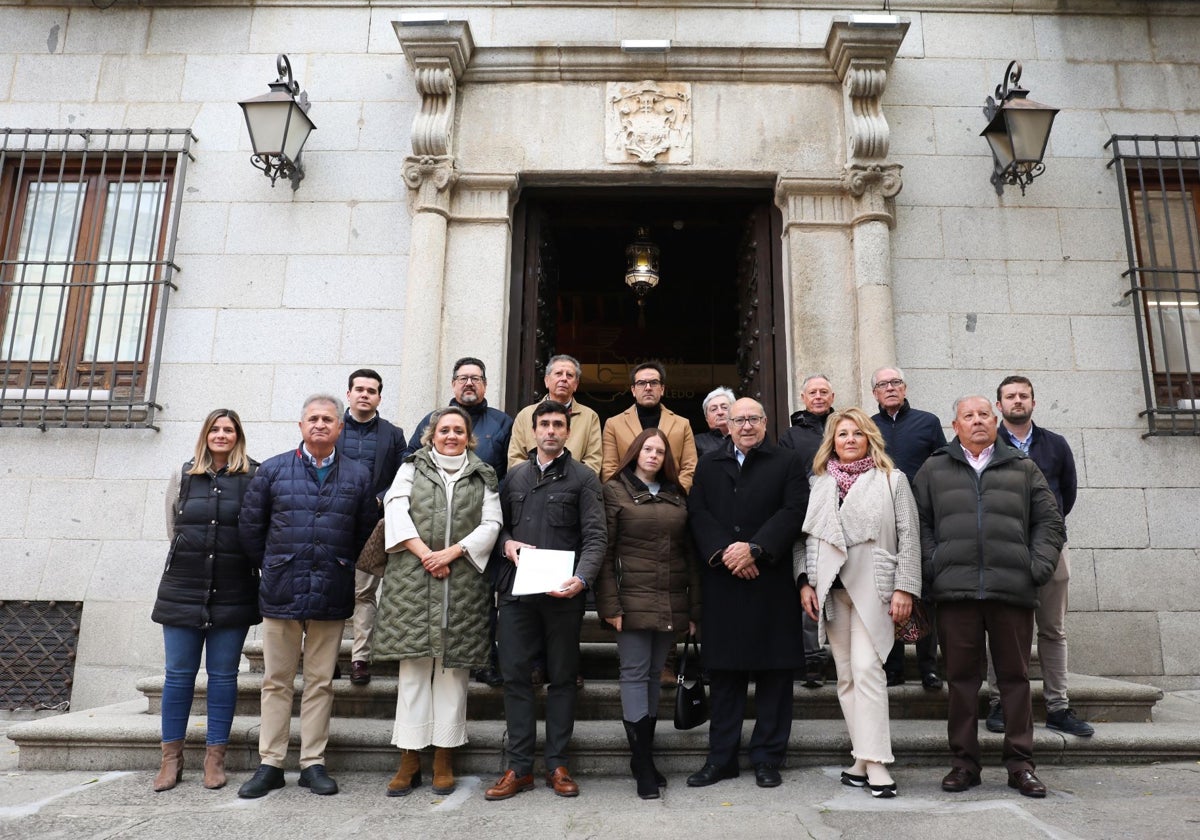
[601,360,699,491]
[509,354,603,476]
[870,366,947,691]
[406,357,514,479]
[686,398,808,789]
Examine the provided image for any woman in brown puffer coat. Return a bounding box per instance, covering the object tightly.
[596,428,700,800]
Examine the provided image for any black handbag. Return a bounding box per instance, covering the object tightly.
[674,632,709,730]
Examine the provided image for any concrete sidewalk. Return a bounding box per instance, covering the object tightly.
[4,692,1200,840]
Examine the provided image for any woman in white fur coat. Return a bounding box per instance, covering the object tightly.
[795,407,922,798]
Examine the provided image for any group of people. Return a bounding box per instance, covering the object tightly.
[150,354,1089,803]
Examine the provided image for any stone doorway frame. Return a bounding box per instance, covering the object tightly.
[392,17,910,418]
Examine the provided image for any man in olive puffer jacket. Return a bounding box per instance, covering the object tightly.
[913,395,1064,801]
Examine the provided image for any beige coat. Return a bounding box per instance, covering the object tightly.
[795,468,921,661]
[600,404,698,491]
[507,398,603,475]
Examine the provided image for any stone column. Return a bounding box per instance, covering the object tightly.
[826,18,908,406]
[393,20,474,416]
[442,175,520,407]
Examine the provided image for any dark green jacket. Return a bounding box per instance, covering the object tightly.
[913,438,1065,609]
[373,449,499,669]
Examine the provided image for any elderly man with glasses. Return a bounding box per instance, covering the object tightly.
[870,366,948,692]
[686,398,808,790]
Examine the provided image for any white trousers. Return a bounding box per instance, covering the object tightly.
[391,657,470,750]
[828,589,894,764]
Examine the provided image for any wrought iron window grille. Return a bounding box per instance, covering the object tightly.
[0,600,82,712]
[0,128,195,430]
[1106,135,1200,437]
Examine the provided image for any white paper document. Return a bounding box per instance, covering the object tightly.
[511,548,575,595]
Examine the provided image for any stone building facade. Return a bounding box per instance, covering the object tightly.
[1,1,1198,712]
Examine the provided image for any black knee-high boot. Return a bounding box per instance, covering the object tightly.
[623,718,660,799]
[646,716,666,787]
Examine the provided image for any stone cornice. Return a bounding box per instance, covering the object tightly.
[463,45,836,85]
[9,1,1197,17]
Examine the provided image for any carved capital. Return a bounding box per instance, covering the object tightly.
[774,175,848,230]
[403,155,458,215]
[843,163,903,228]
[825,17,909,163]
[394,20,475,157]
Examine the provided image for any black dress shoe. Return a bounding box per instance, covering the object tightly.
[1008,768,1046,798]
[753,764,782,788]
[686,763,739,787]
[840,771,868,788]
[474,666,504,687]
[921,671,943,691]
[237,764,285,799]
[869,781,898,798]
[298,764,339,795]
[885,671,904,687]
[941,766,981,792]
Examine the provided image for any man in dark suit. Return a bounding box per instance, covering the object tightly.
[686,398,809,789]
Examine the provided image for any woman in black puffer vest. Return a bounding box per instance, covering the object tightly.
[151,409,260,793]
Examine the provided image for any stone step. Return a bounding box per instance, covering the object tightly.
[241,637,1044,680]
[133,671,1156,724]
[8,691,1190,775]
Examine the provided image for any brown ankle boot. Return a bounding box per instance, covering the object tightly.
[386,749,423,797]
[203,744,228,789]
[432,747,456,794]
[153,740,185,792]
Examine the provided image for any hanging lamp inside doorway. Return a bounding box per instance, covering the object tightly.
[624,226,660,326]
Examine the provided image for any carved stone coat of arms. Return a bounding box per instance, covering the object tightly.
[605,81,693,165]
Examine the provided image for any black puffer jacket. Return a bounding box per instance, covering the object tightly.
[778,409,830,476]
[595,470,699,633]
[912,439,1065,609]
[153,462,261,628]
[239,447,377,621]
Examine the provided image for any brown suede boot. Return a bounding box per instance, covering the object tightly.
[203,744,228,790]
[386,750,423,797]
[432,747,456,794]
[153,740,184,792]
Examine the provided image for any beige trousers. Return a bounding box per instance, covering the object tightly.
[351,569,380,662]
[259,617,344,769]
[828,589,894,764]
[391,657,470,750]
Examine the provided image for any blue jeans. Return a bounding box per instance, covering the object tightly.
[161,625,250,745]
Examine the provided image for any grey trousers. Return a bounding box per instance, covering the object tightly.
[615,629,676,721]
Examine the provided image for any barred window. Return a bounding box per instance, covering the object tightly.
[1107,135,1200,436]
[0,129,194,429]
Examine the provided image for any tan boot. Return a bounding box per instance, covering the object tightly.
[153,740,184,792]
[203,744,228,790]
[386,749,423,797]
[432,747,456,794]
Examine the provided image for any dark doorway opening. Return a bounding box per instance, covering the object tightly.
[508,188,787,435]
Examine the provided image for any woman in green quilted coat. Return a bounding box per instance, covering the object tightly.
[376,406,502,797]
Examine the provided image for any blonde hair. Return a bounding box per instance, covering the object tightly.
[188,409,251,475]
[811,407,894,476]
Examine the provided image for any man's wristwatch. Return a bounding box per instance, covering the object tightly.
[749,543,763,561]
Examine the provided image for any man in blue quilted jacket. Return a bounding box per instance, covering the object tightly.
[236,394,377,799]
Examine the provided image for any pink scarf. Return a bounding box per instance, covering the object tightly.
[826,456,876,500]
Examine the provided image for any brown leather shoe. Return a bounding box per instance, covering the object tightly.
[386,750,423,797]
[941,766,982,792]
[1008,768,1047,798]
[202,744,227,790]
[432,747,456,795]
[545,765,580,797]
[485,769,535,801]
[152,740,184,792]
[350,660,371,685]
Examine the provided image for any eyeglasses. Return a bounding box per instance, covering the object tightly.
[729,415,764,427]
[873,379,905,390]
[453,375,485,384]
[633,379,662,389]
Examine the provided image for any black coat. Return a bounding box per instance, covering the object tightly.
[778,408,831,476]
[913,438,1065,609]
[872,400,947,485]
[688,439,808,670]
[338,412,407,501]
[153,462,261,628]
